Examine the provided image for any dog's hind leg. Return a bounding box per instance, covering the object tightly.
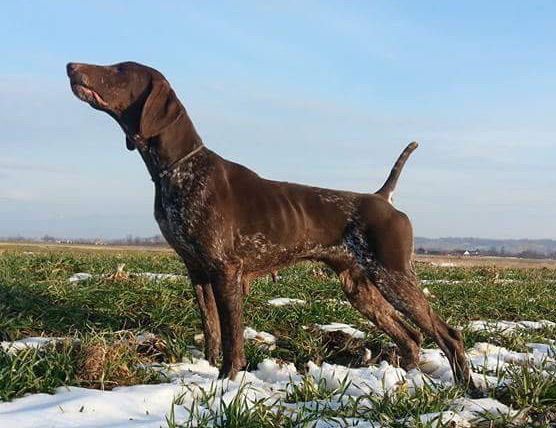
[372,267,471,386]
[339,266,422,369]
[356,214,472,388]
[193,283,221,365]
[212,263,246,379]
[345,204,474,390]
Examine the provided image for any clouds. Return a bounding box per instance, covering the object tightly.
[0,158,69,175]
[0,189,35,203]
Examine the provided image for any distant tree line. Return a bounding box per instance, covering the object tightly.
[111,234,169,247]
[414,237,556,260]
[0,234,169,248]
[415,246,556,260]
[2,235,555,259]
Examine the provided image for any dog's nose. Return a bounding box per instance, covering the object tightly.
[66,62,84,77]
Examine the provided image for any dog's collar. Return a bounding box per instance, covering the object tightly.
[127,131,205,180]
[158,144,205,179]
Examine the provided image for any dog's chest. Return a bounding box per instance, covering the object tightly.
[154,169,207,255]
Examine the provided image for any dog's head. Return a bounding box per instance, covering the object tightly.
[67,61,182,150]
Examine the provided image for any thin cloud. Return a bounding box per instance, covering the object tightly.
[0,189,34,203]
[0,160,69,174]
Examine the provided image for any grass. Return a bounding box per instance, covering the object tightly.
[498,362,556,425]
[0,246,555,426]
[165,374,466,428]
[0,342,76,401]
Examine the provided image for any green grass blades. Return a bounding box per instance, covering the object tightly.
[0,342,77,401]
[0,246,555,425]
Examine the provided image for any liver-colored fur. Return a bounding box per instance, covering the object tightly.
[67,61,474,389]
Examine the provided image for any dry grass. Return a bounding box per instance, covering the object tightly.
[76,334,161,390]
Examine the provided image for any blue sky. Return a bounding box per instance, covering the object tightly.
[0,1,554,239]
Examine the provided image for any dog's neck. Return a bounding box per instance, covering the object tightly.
[136,108,205,182]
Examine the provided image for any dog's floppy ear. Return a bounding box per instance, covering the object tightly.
[139,78,182,140]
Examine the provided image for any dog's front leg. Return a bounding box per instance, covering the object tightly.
[212,264,246,379]
[193,282,221,365]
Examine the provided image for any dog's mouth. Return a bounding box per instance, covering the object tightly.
[71,83,109,109]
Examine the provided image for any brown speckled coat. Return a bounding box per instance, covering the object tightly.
[67,61,475,392]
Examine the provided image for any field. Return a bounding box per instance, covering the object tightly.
[0,244,555,427]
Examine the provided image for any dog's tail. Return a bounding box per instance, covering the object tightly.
[375,142,418,204]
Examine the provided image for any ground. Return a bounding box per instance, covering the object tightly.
[0,243,554,427]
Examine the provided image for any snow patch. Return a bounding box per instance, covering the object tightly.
[468,319,555,334]
[528,341,555,358]
[267,297,306,307]
[307,360,406,396]
[244,327,276,349]
[316,323,366,339]
[421,279,462,285]
[1,337,62,355]
[68,272,93,283]
[1,317,553,427]
[418,411,471,427]
[252,359,299,384]
[0,346,538,428]
[136,272,182,281]
[450,397,519,422]
[68,271,182,283]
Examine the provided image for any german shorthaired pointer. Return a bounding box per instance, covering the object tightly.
[67,61,475,390]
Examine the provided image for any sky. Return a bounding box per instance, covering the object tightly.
[0,1,555,239]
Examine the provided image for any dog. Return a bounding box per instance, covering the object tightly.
[67,61,474,389]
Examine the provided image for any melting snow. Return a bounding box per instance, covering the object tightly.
[418,411,470,427]
[528,341,555,357]
[1,319,554,427]
[450,397,520,422]
[0,337,62,355]
[68,272,182,283]
[468,342,554,372]
[417,397,521,427]
[68,272,93,283]
[0,352,529,428]
[244,327,277,349]
[308,360,406,396]
[468,319,555,334]
[136,272,182,281]
[421,279,463,285]
[316,323,366,339]
[268,297,306,306]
